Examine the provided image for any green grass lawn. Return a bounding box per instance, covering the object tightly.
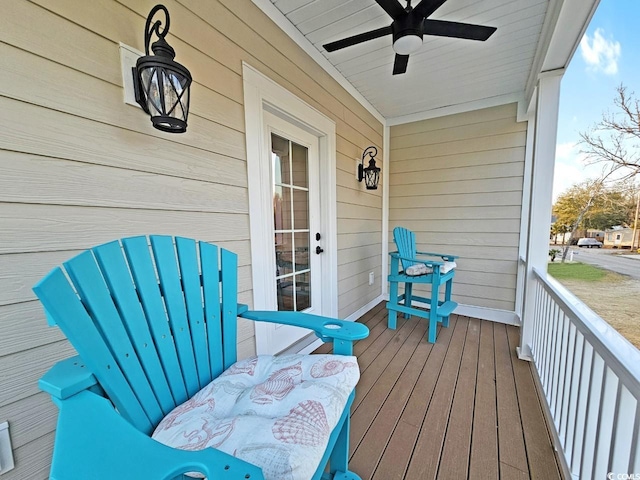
[547,261,640,349]
[547,261,609,281]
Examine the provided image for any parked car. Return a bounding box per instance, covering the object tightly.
[577,238,603,248]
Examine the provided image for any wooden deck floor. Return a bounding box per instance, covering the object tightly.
[315,302,561,480]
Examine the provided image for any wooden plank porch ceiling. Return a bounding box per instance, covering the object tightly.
[315,302,561,480]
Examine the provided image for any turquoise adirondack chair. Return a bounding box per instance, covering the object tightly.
[387,227,458,343]
[33,235,369,480]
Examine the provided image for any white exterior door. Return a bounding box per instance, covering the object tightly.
[262,112,324,352]
[243,63,338,356]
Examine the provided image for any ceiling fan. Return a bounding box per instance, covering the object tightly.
[323,0,497,75]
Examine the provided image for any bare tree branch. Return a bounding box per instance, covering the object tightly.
[579,84,640,180]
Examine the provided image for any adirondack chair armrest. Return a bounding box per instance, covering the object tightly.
[390,252,444,267]
[416,251,459,261]
[51,390,265,480]
[239,310,369,355]
[39,355,100,401]
[237,303,249,315]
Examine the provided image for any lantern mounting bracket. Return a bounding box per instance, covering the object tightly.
[144,5,171,57]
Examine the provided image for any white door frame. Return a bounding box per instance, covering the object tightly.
[242,63,338,354]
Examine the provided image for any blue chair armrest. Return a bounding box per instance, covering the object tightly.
[50,390,265,480]
[389,252,444,267]
[39,356,100,400]
[239,311,369,355]
[416,251,459,261]
[237,303,249,315]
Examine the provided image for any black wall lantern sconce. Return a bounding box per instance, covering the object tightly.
[358,146,381,190]
[132,5,192,133]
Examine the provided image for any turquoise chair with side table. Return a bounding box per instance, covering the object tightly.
[387,227,458,343]
[33,235,369,480]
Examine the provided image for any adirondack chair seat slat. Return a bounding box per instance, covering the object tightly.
[387,227,459,343]
[152,354,360,480]
[33,235,369,480]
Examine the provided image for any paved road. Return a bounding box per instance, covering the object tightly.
[563,246,640,280]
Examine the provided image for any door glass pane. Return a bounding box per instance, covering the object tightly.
[275,232,293,277]
[291,142,308,188]
[272,132,311,312]
[295,272,311,311]
[277,277,294,311]
[274,186,292,231]
[272,134,290,185]
[273,185,292,232]
[293,189,308,230]
[294,232,310,271]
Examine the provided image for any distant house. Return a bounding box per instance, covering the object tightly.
[605,227,639,249]
[586,229,605,242]
[551,228,603,245]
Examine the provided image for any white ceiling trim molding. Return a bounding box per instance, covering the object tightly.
[251,0,386,126]
[524,0,600,112]
[522,0,565,113]
[386,92,524,126]
[542,0,601,73]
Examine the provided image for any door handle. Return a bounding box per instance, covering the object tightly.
[315,246,324,255]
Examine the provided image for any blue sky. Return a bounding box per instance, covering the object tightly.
[554,0,639,199]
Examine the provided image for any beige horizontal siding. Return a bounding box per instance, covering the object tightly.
[392,147,526,173]
[391,232,521,247]
[1,153,249,213]
[0,204,250,255]
[389,103,526,313]
[0,394,56,450]
[390,190,524,208]
[391,205,522,221]
[390,177,523,197]
[0,0,383,477]
[2,433,54,480]
[392,132,527,161]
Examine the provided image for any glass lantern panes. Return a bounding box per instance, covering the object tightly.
[137,63,190,132]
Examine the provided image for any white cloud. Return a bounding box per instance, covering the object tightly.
[556,141,577,161]
[553,142,604,200]
[580,28,621,75]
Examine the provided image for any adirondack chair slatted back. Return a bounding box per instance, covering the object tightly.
[393,227,417,270]
[32,235,238,435]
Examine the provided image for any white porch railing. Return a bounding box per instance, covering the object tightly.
[529,268,640,480]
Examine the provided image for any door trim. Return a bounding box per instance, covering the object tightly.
[242,63,337,354]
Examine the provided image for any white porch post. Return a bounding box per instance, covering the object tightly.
[381,125,390,297]
[518,70,563,360]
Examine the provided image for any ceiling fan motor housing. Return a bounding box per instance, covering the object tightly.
[392,10,424,54]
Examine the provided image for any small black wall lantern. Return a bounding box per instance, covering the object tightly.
[132,4,192,133]
[358,146,381,190]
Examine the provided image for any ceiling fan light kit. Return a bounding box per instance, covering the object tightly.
[323,0,497,75]
[393,35,423,55]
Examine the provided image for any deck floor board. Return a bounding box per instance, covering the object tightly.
[317,303,562,480]
[468,319,500,480]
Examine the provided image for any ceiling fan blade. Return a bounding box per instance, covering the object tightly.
[323,25,393,52]
[374,0,407,19]
[423,19,497,41]
[413,0,448,19]
[393,54,410,75]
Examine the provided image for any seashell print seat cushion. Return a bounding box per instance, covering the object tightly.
[404,261,456,276]
[152,354,360,480]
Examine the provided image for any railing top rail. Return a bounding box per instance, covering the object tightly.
[533,267,640,395]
